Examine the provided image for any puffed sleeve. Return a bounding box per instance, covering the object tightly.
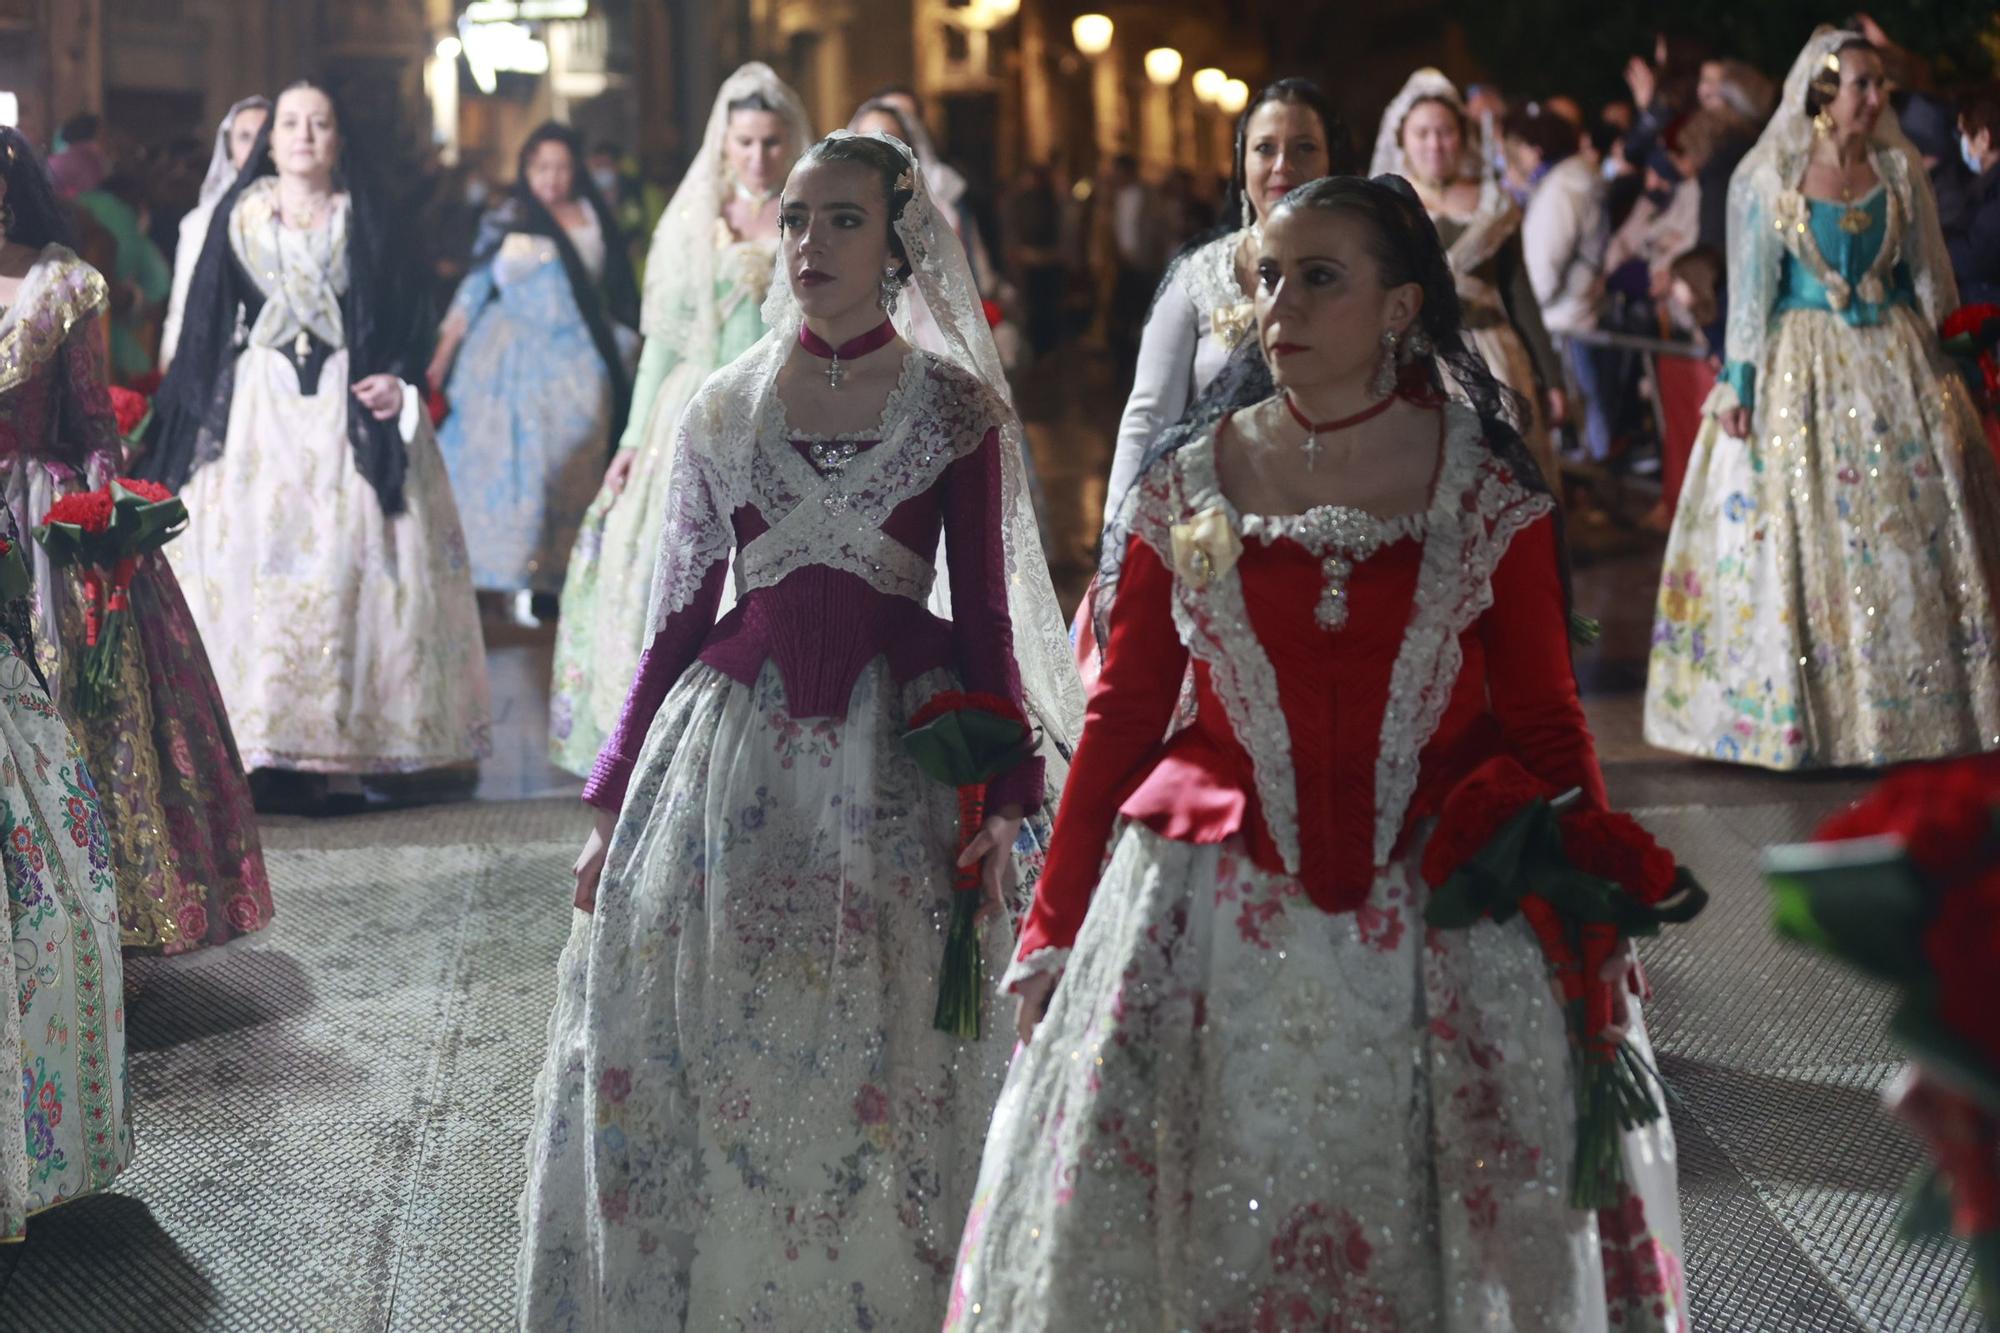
[1007,535,1189,986]
[581,444,733,812]
[1479,512,1608,807]
[940,424,1044,812]
[1102,277,1197,538]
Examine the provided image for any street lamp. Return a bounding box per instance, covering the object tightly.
[960,0,1021,31]
[1217,78,1249,115]
[1191,67,1226,104]
[1143,47,1183,87]
[1071,13,1113,57]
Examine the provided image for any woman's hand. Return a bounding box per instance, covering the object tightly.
[1013,969,1057,1045]
[602,449,638,502]
[955,808,1023,927]
[573,807,616,913]
[1598,939,1648,1041]
[1623,56,1657,112]
[351,373,405,421]
[1543,387,1568,429]
[1719,406,1751,439]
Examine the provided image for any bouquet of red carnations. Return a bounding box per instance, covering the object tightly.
[34,478,187,715]
[106,385,153,449]
[902,690,1035,1040]
[1764,753,2000,1312]
[1422,756,1708,1209]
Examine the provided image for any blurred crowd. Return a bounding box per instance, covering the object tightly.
[34,18,2000,488]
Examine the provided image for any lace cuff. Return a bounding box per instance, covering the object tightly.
[999,945,1070,994]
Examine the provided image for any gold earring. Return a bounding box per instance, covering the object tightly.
[1812,109,1833,137]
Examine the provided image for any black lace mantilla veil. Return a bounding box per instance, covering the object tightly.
[141,88,433,516]
[1092,172,1563,651]
[465,121,641,447]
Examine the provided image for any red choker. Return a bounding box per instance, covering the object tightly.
[799,320,898,388]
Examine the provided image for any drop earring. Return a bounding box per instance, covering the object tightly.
[878,264,906,314]
[1370,329,1401,398]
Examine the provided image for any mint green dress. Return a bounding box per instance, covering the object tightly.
[549,227,776,775]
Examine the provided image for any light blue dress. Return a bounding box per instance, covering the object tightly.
[437,210,636,592]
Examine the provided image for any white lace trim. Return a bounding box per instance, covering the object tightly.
[998,944,1071,993]
[1177,230,1249,321]
[1372,405,1552,862]
[1134,431,1305,875]
[732,351,992,606]
[1123,401,1550,875]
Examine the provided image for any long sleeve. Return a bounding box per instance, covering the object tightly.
[581,561,727,812]
[1479,514,1608,808]
[1011,537,1189,979]
[617,336,681,453]
[580,443,734,812]
[1102,278,1198,537]
[57,319,125,484]
[1718,171,1782,414]
[1899,146,1964,329]
[940,425,1044,811]
[1521,181,1578,317]
[447,260,497,325]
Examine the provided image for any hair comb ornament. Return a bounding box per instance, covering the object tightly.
[895,166,915,194]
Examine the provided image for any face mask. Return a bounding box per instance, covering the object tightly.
[464,178,489,206]
[1966,133,1988,174]
[591,167,619,196]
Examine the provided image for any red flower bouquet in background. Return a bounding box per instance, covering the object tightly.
[1764,753,2000,1311]
[105,385,152,449]
[34,478,189,715]
[901,690,1034,1040]
[1423,756,1708,1209]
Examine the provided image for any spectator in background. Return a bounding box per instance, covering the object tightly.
[49,116,169,380]
[1508,103,1615,461]
[1622,31,1710,168]
[1104,153,1165,382]
[1908,93,1977,245]
[1955,89,2000,304]
[1688,66,1769,254]
[1002,162,1066,357]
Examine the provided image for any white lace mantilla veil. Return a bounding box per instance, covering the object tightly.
[1722,26,1959,380]
[200,97,271,212]
[1369,68,1515,243]
[638,62,814,361]
[644,129,1084,791]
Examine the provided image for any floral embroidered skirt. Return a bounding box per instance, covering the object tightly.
[947,825,1687,1333]
[166,346,492,774]
[0,640,129,1239]
[1645,306,2000,768]
[519,659,1041,1330]
[4,464,272,953]
[548,358,710,777]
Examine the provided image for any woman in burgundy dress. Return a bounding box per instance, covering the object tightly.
[516,130,1081,1330]
[947,175,1687,1331]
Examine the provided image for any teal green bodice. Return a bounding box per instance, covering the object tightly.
[1721,188,1916,411]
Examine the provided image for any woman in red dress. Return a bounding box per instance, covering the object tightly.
[946,176,1688,1331]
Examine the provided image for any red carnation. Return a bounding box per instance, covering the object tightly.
[981,298,1003,329]
[106,386,149,439]
[43,491,113,533]
[1923,866,2000,1073]
[113,477,174,504]
[1816,755,2000,883]
[1559,808,1678,905]
[1421,755,1558,887]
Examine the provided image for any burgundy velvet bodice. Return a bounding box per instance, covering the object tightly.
[583,427,1043,813]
